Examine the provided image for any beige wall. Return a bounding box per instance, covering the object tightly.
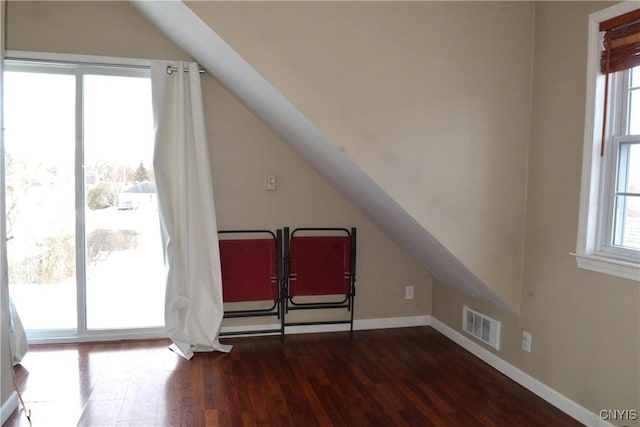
[187,1,535,311]
[6,1,189,61]
[433,2,639,425]
[4,0,431,328]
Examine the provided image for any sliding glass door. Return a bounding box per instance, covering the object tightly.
[5,61,164,340]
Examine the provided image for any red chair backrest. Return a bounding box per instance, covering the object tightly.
[219,239,278,302]
[289,236,351,297]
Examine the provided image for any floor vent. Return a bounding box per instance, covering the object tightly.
[462,306,501,350]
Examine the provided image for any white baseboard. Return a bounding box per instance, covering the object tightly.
[355,315,431,330]
[1,391,18,425]
[220,315,432,336]
[429,317,614,427]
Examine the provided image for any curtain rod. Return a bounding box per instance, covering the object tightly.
[5,50,152,69]
[4,56,149,72]
[166,65,206,75]
[5,51,206,75]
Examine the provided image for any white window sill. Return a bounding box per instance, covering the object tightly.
[572,253,639,282]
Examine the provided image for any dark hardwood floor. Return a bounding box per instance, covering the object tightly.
[5,327,582,426]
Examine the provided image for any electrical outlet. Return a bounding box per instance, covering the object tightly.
[522,331,532,352]
[405,285,414,300]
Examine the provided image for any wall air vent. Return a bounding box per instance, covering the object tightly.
[462,306,501,350]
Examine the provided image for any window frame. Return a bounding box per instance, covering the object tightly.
[575,3,640,281]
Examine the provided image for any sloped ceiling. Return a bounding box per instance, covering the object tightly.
[132,0,516,313]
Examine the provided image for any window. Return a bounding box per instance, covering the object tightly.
[4,53,165,342]
[601,68,640,259]
[576,4,640,280]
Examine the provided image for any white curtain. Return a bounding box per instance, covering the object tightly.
[9,298,26,366]
[151,61,231,359]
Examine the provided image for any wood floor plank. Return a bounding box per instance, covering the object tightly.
[5,327,584,426]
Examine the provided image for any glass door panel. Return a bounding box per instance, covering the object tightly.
[83,74,164,329]
[4,70,78,331]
